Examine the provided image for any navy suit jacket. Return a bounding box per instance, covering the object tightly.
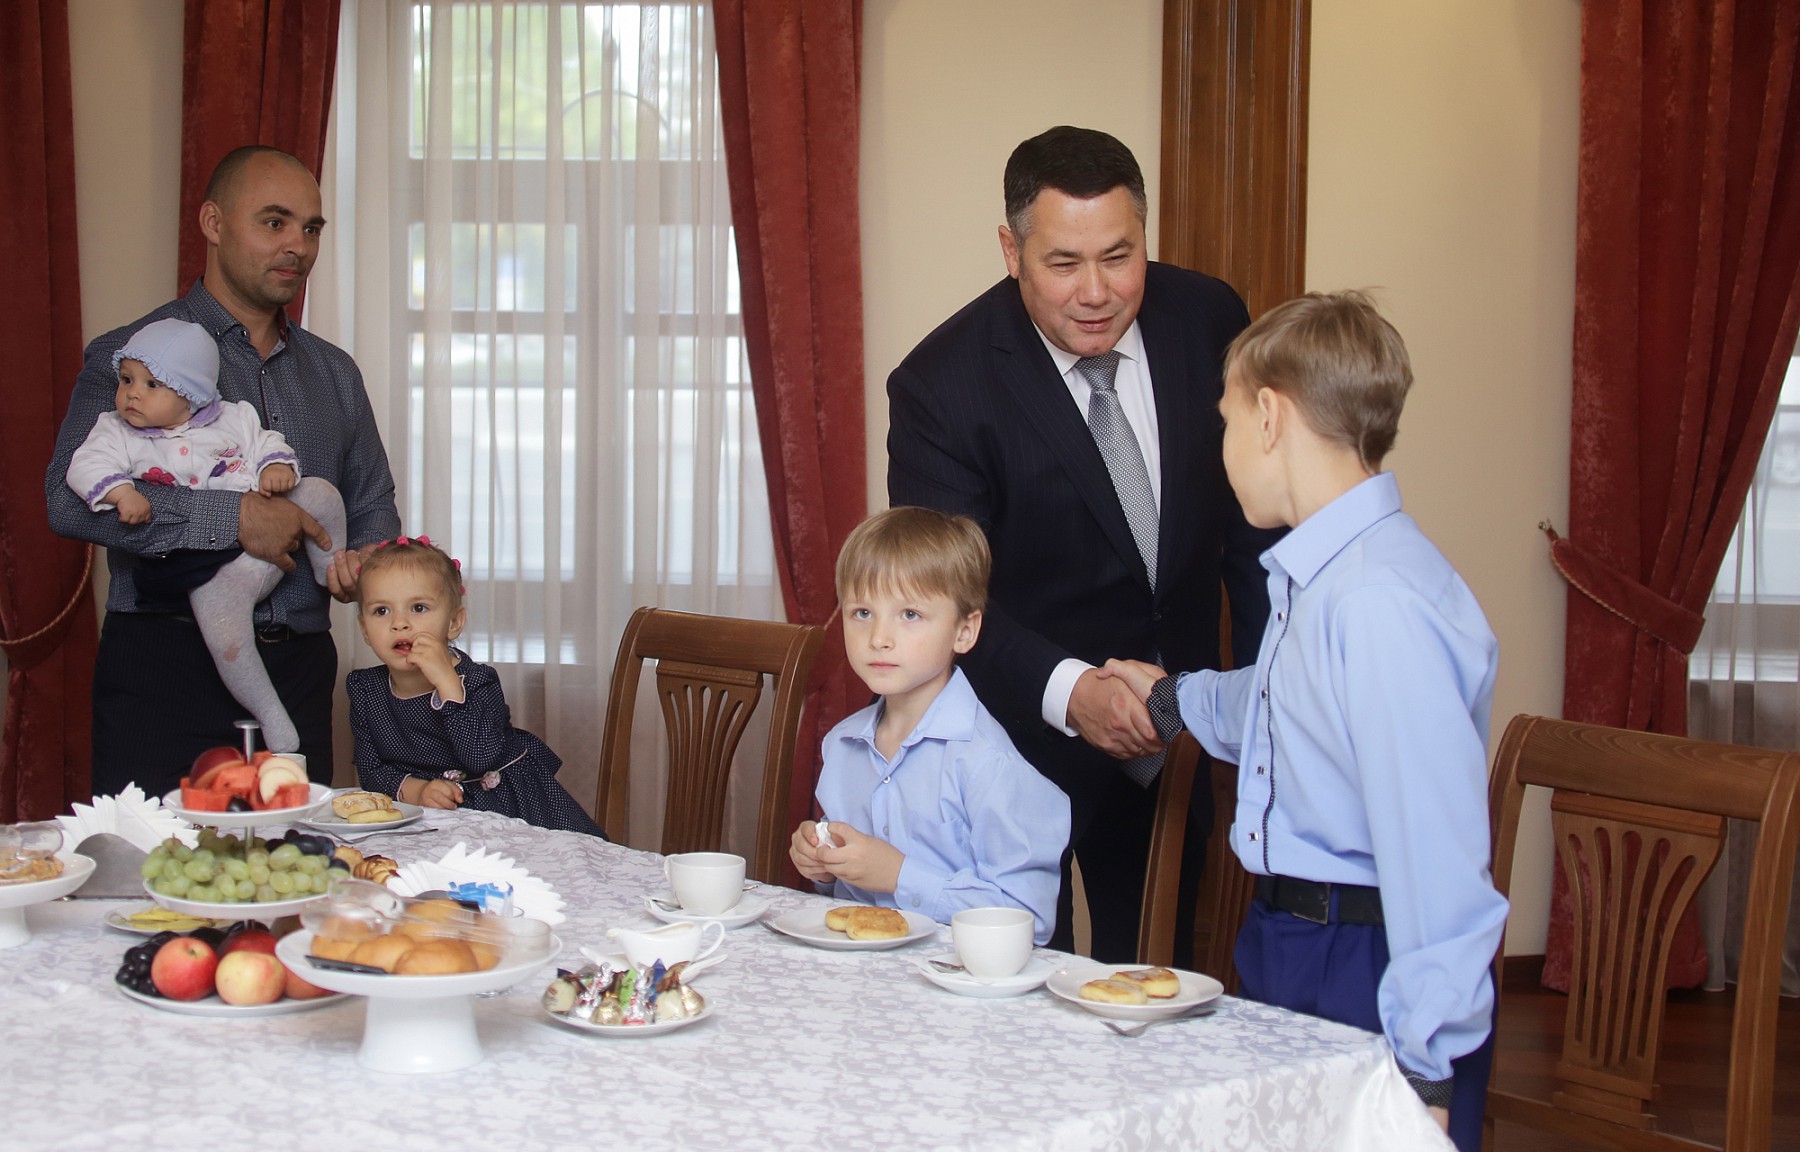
[887,262,1277,800]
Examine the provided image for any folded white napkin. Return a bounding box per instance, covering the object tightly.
[56,786,197,854]
[388,842,565,925]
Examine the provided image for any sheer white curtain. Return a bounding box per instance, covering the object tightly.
[1688,354,1800,996]
[309,0,778,841]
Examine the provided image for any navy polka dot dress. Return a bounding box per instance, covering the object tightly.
[347,649,606,838]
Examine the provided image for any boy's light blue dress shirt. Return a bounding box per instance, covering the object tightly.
[1174,471,1508,1082]
[816,667,1071,945]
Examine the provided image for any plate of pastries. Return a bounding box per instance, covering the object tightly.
[301,790,423,831]
[1045,963,1224,1021]
[767,904,938,951]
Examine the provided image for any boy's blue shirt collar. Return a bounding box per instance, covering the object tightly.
[1264,471,1404,588]
[847,666,981,755]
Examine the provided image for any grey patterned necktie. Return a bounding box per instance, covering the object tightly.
[1077,351,1164,788]
[1077,351,1158,590]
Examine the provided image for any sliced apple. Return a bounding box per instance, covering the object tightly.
[256,757,307,803]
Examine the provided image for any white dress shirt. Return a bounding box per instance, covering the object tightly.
[1029,321,1161,733]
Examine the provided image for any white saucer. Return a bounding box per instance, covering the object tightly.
[766,906,939,951]
[644,891,772,930]
[1044,963,1223,1021]
[545,997,716,1038]
[914,952,1055,999]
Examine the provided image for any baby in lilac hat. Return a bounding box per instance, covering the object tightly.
[65,318,345,754]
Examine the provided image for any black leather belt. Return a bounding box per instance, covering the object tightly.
[255,624,297,643]
[1254,874,1385,926]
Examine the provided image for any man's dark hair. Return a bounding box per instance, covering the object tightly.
[203,145,308,206]
[1003,126,1147,240]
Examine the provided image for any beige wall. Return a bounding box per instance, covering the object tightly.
[67,0,1573,953]
[861,1,1579,954]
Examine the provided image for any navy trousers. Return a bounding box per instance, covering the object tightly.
[1234,899,1495,1152]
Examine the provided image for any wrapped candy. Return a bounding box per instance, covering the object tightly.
[540,957,705,1027]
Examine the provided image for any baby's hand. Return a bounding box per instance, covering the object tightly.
[812,823,903,894]
[415,778,464,810]
[259,462,298,496]
[1099,657,1168,702]
[789,820,836,883]
[110,487,152,525]
[403,632,463,702]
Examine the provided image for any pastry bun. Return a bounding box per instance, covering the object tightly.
[1117,967,1181,999]
[824,906,853,932]
[351,854,400,885]
[331,790,398,820]
[1079,978,1149,1005]
[843,906,909,941]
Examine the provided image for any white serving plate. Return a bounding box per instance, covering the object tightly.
[644,890,772,930]
[0,854,97,948]
[161,783,331,828]
[766,906,938,952]
[145,878,324,920]
[275,929,562,999]
[545,997,716,1038]
[103,904,231,935]
[276,929,564,1073]
[115,982,349,1017]
[914,952,1056,999]
[1044,963,1224,1021]
[301,796,424,833]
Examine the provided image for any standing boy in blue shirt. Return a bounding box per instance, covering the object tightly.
[791,507,1071,945]
[1107,292,1508,1149]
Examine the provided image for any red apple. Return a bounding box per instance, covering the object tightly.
[190,746,245,791]
[281,962,333,1000]
[150,937,218,1001]
[219,929,279,957]
[215,950,286,1006]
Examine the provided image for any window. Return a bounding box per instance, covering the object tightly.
[324,1,776,668]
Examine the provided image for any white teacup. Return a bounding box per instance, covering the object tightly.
[606,920,725,968]
[664,851,746,916]
[951,906,1035,980]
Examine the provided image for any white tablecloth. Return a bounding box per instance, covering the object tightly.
[1,809,1450,1151]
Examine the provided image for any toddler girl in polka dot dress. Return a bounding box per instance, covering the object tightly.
[346,536,605,836]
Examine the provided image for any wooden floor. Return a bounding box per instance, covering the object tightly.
[1489,958,1800,1150]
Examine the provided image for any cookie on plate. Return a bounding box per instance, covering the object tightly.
[844,906,909,941]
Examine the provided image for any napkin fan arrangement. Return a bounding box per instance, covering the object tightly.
[389,842,566,925]
[55,786,199,899]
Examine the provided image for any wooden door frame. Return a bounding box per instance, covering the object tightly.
[1159,0,1310,320]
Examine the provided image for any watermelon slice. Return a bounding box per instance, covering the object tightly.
[179,778,231,812]
[250,779,312,811]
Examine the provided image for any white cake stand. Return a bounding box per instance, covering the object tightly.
[0,854,97,948]
[275,930,562,1073]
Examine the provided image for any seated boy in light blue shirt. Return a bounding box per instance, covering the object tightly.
[790,506,1071,945]
[1107,291,1508,1151]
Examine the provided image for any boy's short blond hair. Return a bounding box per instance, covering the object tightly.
[1225,290,1413,471]
[835,507,990,620]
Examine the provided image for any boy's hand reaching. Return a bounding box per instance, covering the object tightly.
[259,462,298,496]
[809,822,903,895]
[790,820,837,883]
[1098,657,1169,702]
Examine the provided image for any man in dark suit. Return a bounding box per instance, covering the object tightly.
[887,126,1276,961]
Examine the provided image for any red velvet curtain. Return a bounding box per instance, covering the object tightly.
[0,0,97,820]
[714,0,868,883]
[176,0,341,309]
[1547,0,1800,991]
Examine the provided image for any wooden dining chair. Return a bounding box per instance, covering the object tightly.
[1137,731,1202,967]
[1187,756,1255,991]
[1485,714,1800,1152]
[594,607,826,884]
